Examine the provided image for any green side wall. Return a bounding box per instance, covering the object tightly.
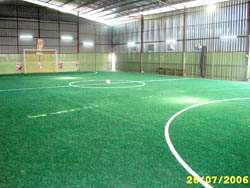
[0,53,111,74]
[0,54,21,74]
[0,52,246,81]
[117,52,247,81]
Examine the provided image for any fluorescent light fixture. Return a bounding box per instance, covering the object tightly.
[78,7,92,13]
[220,35,237,40]
[102,14,118,19]
[83,41,94,48]
[86,8,105,16]
[61,35,73,42]
[90,10,113,17]
[207,3,217,13]
[127,41,136,48]
[49,0,63,6]
[19,34,33,41]
[166,39,177,44]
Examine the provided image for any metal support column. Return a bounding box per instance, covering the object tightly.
[111,27,114,71]
[94,25,97,72]
[16,5,19,54]
[77,11,80,71]
[247,1,250,80]
[77,11,80,54]
[182,8,186,76]
[140,14,144,73]
[200,46,207,78]
[57,12,61,54]
[38,7,41,39]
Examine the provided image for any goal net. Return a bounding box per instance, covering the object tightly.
[23,49,58,73]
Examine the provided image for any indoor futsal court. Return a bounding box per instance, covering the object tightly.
[0,0,250,188]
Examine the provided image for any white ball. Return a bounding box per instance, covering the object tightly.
[106,80,111,84]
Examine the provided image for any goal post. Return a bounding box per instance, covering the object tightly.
[23,49,58,73]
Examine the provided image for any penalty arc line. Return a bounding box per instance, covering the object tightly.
[164,97,250,188]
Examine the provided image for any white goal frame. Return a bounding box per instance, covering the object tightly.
[23,49,58,73]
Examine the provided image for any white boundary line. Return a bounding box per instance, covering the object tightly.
[77,71,98,75]
[0,85,70,92]
[164,97,250,188]
[0,73,100,92]
[145,78,192,82]
[28,105,99,119]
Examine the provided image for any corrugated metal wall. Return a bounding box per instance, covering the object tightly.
[113,0,248,81]
[0,2,112,74]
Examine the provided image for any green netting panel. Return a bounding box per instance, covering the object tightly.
[78,53,110,72]
[142,53,156,73]
[0,53,111,75]
[117,53,140,72]
[24,50,57,74]
[185,52,200,77]
[132,53,184,74]
[0,54,21,74]
[79,53,95,72]
[58,53,111,72]
[0,52,247,81]
[207,52,246,81]
[96,53,110,71]
[159,52,183,70]
[58,54,79,72]
[117,53,184,74]
[116,52,247,81]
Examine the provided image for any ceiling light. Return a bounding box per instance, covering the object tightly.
[61,35,73,42]
[127,41,136,48]
[166,39,177,44]
[19,34,33,41]
[220,35,237,40]
[207,3,217,13]
[83,41,94,48]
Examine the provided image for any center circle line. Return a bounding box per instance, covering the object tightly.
[68,80,146,89]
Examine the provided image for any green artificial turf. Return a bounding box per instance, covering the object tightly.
[0,71,250,188]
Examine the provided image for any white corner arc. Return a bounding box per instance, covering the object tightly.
[164,97,250,188]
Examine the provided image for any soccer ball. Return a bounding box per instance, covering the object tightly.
[106,80,111,84]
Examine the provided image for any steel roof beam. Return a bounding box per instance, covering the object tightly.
[102,1,159,18]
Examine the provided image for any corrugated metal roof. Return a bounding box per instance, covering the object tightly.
[21,0,230,25]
